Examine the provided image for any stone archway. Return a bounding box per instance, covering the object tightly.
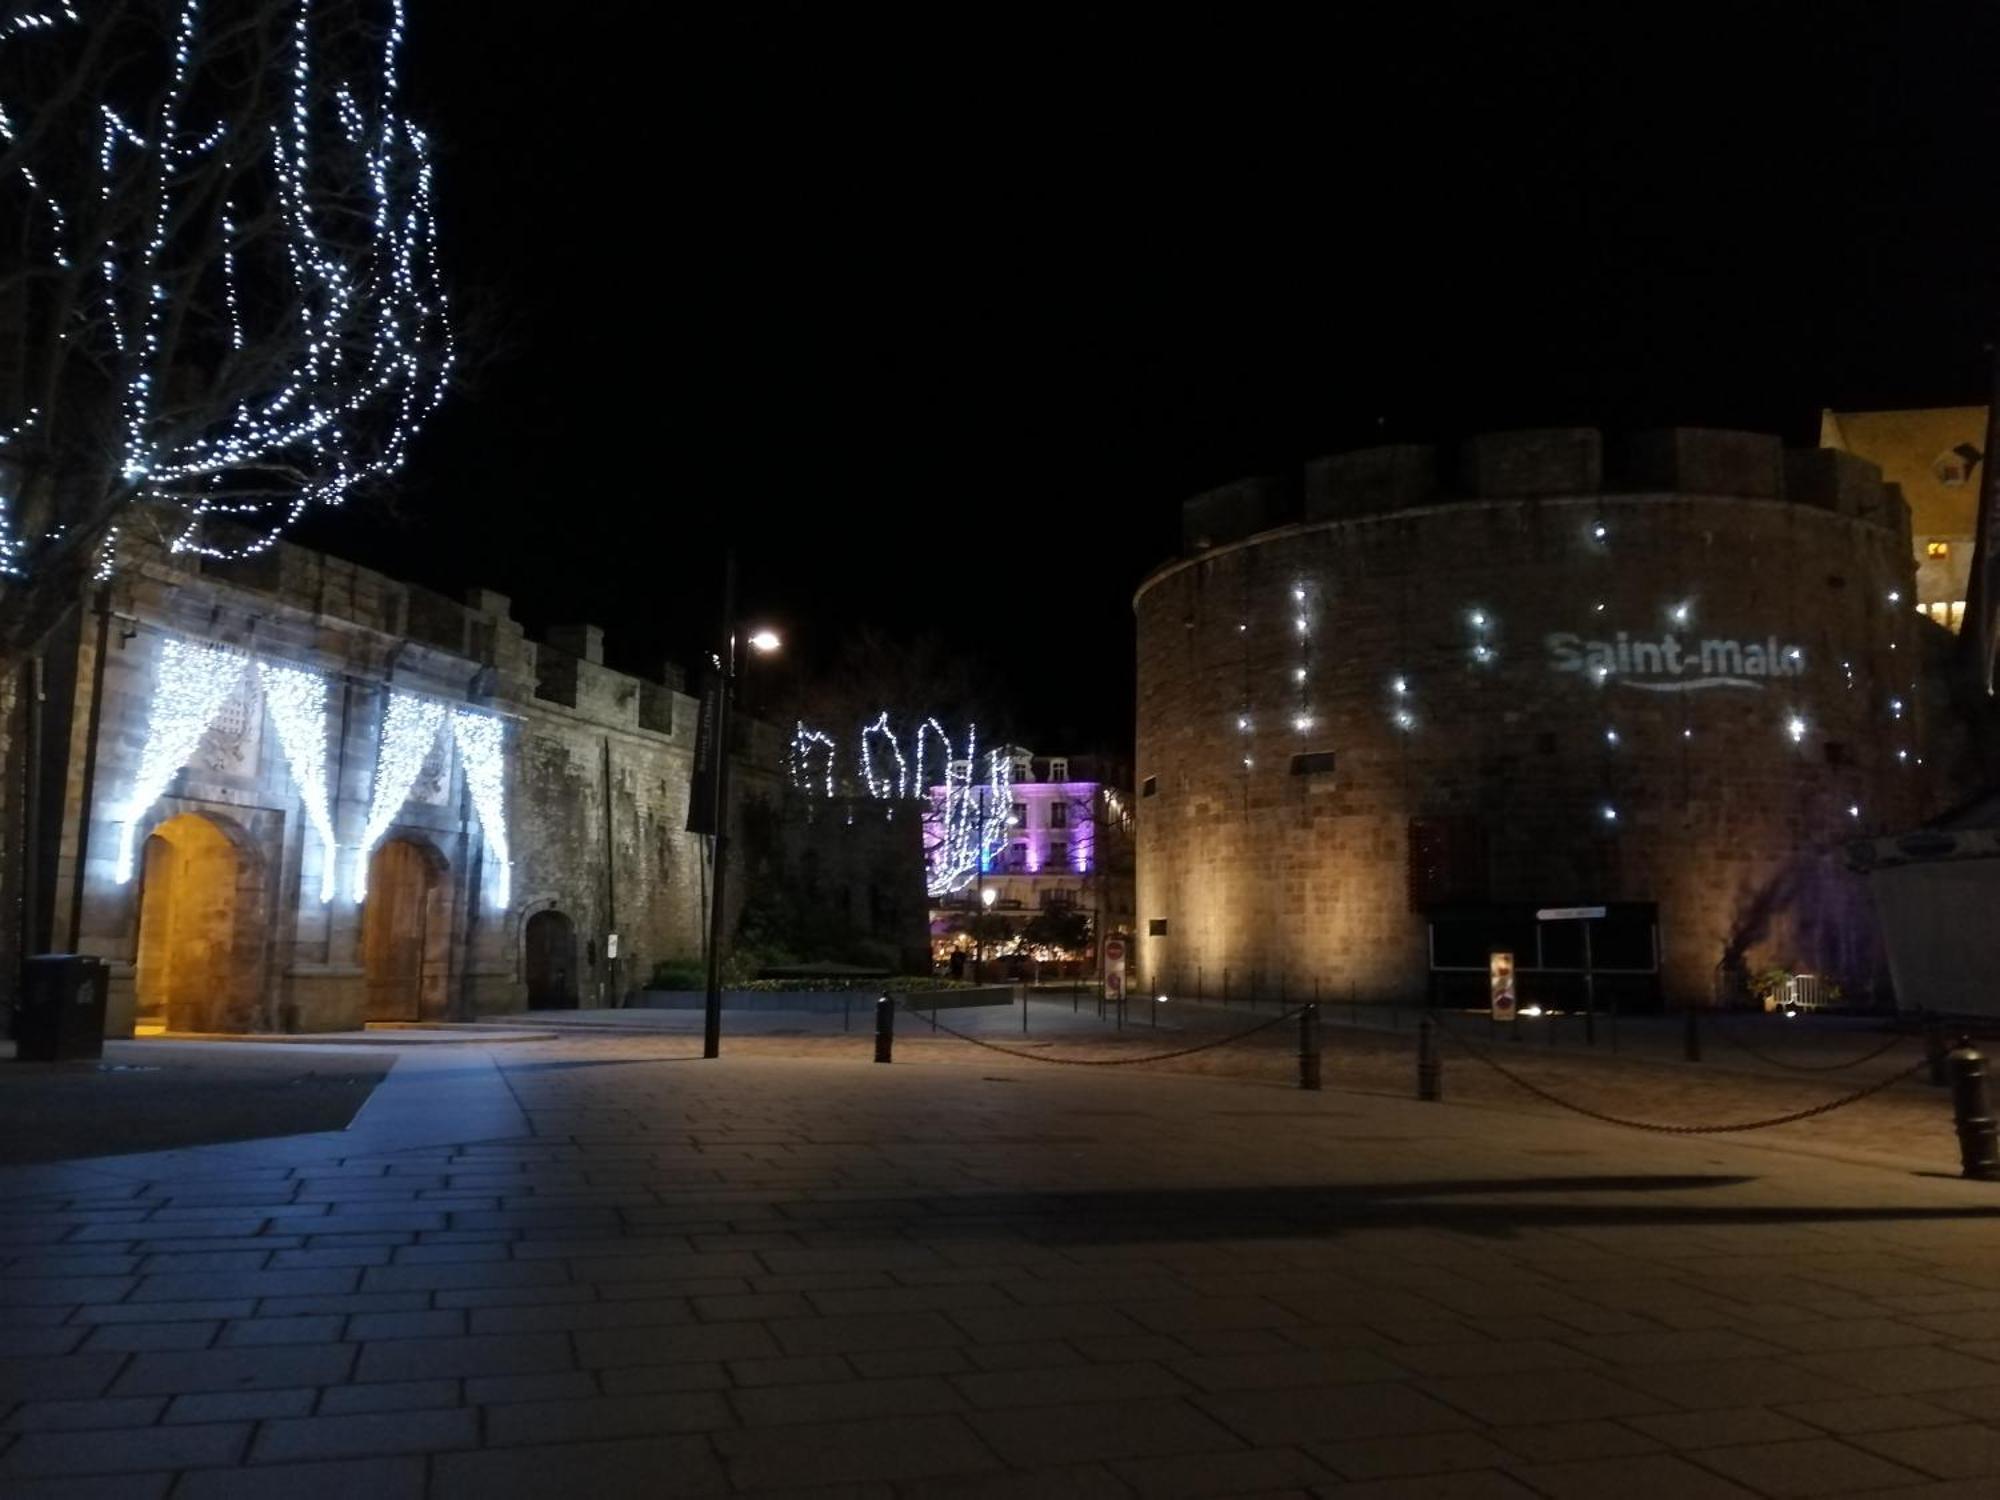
[362,838,449,1021]
[134,812,260,1034]
[523,909,578,1009]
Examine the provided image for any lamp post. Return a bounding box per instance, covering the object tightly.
[700,549,780,1061]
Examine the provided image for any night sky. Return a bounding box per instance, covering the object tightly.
[295,1,2000,753]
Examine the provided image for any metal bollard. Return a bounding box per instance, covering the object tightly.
[844,992,851,1033]
[1927,1017,1951,1087]
[1022,986,1029,1035]
[874,995,894,1064]
[1949,1043,2000,1181]
[1299,1003,1322,1091]
[1417,1017,1442,1101]
[1683,1005,1701,1063]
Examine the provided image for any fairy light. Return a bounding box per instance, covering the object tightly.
[450,709,510,909]
[1786,714,1808,744]
[1466,608,1494,664]
[1888,697,1904,719]
[1604,728,1620,746]
[1602,804,1618,822]
[258,662,339,902]
[115,637,246,882]
[1669,600,1690,626]
[859,711,908,799]
[352,690,444,901]
[2,0,454,574]
[790,723,837,797]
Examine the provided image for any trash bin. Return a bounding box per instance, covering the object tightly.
[15,954,109,1062]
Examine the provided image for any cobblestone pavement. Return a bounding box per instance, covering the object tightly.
[3,1035,2000,1497]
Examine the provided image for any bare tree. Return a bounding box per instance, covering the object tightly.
[0,0,452,647]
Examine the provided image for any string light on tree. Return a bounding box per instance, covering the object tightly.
[0,0,454,579]
[352,690,444,901]
[450,709,510,909]
[858,711,908,799]
[114,637,247,882]
[789,722,836,797]
[257,662,339,902]
[1785,714,1808,745]
[1466,608,1495,664]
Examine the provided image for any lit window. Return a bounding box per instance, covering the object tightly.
[1926,540,1951,559]
[1048,758,1069,781]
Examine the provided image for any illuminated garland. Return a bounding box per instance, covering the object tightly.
[859,711,908,799]
[450,709,510,909]
[352,689,444,900]
[1,0,453,572]
[789,722,836,797]
[115,638,247,881]
[257,662,338,902]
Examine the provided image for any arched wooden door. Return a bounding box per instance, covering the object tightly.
[524,910,578,1009]
[134,812,251,1034]
[363,839,444,1021]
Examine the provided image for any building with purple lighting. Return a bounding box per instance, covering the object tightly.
[926,749,1134,972]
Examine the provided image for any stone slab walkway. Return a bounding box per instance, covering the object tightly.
[3,1037,1999,1497]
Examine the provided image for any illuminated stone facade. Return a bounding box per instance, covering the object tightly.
[1134,428,1970,1009]
[10,515,920,1034]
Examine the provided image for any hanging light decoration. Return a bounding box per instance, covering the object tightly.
[115,637,247,882]
[450,709,510,909]
[352,689,444,901]
[257,662,339,902]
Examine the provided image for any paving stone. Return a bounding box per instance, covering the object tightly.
[1108,1445,1335,1497]
[953,1360,1187,1410]
[445,1433,726,1498]
[251,1406,480,1463]
[1419,1367,1663,1426]
[1172,1348,1414,1391]
[1623,1405,1822,1448]
[768,1310,966,1357]
[1311,1430,1519,1480]
[714,1412,1000,1489]
[174,1455,425,1499]
[1314,1474,1545,1499]
[1,1421,250,1476]
[315,1378,461,1415]
[1,1476,179,1499]
[1786,1347,2000,1396]
[80,1320,218,1351]
[1513,1452,1763,1499]
[1488,1419,1664,1464]
[343,1309,467,1341]
[164,1387,316,1422]
[734,1374,965,1425]
[1778,1393,1967,1434]
[352,1332,571,1383]
[112,1343,355,1395]
[576,1320,780,1367]
[2,1397,166,1432]
[484,1390,732,1444]
[1196,1382,1471,1446]
[218,1315,343,1346]
[1693,1436,1930,1495]
[974,1396,1245,1470]
[1849,1422,2000,1479]
[462,1370,598,1405]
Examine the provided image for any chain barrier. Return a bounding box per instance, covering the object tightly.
[1705,1019,1911,1074]
[1432,1017,1929,1134]
[913,1003,1305,1067]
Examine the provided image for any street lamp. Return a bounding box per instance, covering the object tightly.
[700,549,781,1061]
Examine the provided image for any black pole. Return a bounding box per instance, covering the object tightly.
[1949,1041,2000,1180]
[1299,1003,1321,1091]
[1683,1005,1701,1063]
[874,995,894,1063]
[1417,1017,1441,1101]
[701,551,737,1061]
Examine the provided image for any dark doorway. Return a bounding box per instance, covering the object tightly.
[524,910,578,1009]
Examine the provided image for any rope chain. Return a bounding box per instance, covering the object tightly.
[911,1003,1305,1066]
[1706,1021,1911,1074]
[1432,1018,1928,1134]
